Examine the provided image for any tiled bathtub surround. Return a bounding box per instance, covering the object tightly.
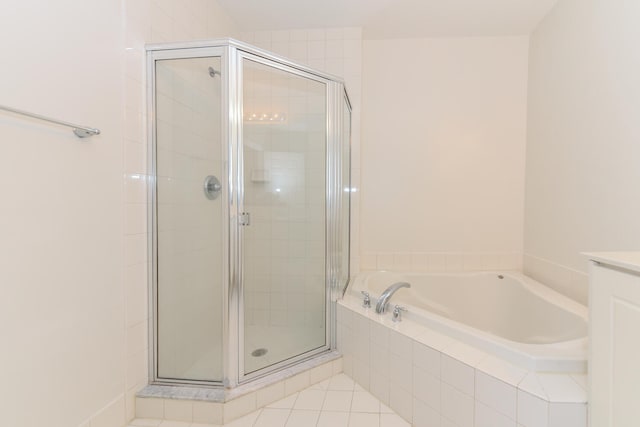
[336,298,587,427]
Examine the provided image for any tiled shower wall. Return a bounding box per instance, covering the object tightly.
[121,5,363,424]
[242,62,327,329]
[154,58,225,380]
[239,28,364,275]
[121,0,238,424]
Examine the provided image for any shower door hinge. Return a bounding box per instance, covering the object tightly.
[239,212,251,226]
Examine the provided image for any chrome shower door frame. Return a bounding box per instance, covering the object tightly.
[235,49,342,384]
[147,45,231,387]
[146,39,350,389]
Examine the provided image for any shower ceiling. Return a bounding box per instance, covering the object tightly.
[216,0,559,38]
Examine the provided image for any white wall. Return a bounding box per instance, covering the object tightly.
[359,37,529,271]
[0,1,237,427]
[0,2,124,427]
[524,0,640,304]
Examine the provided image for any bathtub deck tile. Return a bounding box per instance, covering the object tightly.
[536,374,588,403]
[414,328,456,353]
[568,374,587,391]
[441,341,489,369]
[518,373,549,401]
[476,355,528,387]
[390,317,429,338]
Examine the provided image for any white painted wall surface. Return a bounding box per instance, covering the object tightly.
[0,2,124,427]
[360,37,529,257]
[0,1,238,426]
[525,0,640,303]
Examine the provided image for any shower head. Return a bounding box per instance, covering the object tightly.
[208,66,220,78]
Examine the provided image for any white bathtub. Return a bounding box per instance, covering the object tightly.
[348,270,588,372]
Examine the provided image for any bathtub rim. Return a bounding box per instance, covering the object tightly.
[346,269,588,373]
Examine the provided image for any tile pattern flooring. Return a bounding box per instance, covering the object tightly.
[128,374,410,427]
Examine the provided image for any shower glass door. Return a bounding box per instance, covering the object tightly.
[154,54,225,382]
[241,57,328,375]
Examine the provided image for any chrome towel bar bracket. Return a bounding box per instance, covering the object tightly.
[0,104,100,138]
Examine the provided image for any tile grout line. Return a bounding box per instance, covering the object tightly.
[313,382,330,426]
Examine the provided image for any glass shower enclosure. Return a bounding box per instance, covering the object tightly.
[147,39,351,387]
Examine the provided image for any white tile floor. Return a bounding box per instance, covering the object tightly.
[128,374,410,427]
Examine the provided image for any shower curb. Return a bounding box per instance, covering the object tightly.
[135,352,342,424]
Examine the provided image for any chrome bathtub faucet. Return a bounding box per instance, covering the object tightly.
[361,291,371,308]
[375,282,411,314]
[392,305,407,322]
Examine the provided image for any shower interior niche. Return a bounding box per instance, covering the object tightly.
[147,39,351,390]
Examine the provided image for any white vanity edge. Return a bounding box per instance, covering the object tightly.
[583,251,640,273]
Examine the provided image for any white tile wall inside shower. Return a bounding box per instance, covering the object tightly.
[154,57,226,380]
[237,28,363,277]
[121,18,359,424]
[241,58,330,335]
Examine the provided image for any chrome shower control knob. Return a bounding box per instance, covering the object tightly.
[392,305,407,322]
[361,291,371,308]
[204,175,222,200]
